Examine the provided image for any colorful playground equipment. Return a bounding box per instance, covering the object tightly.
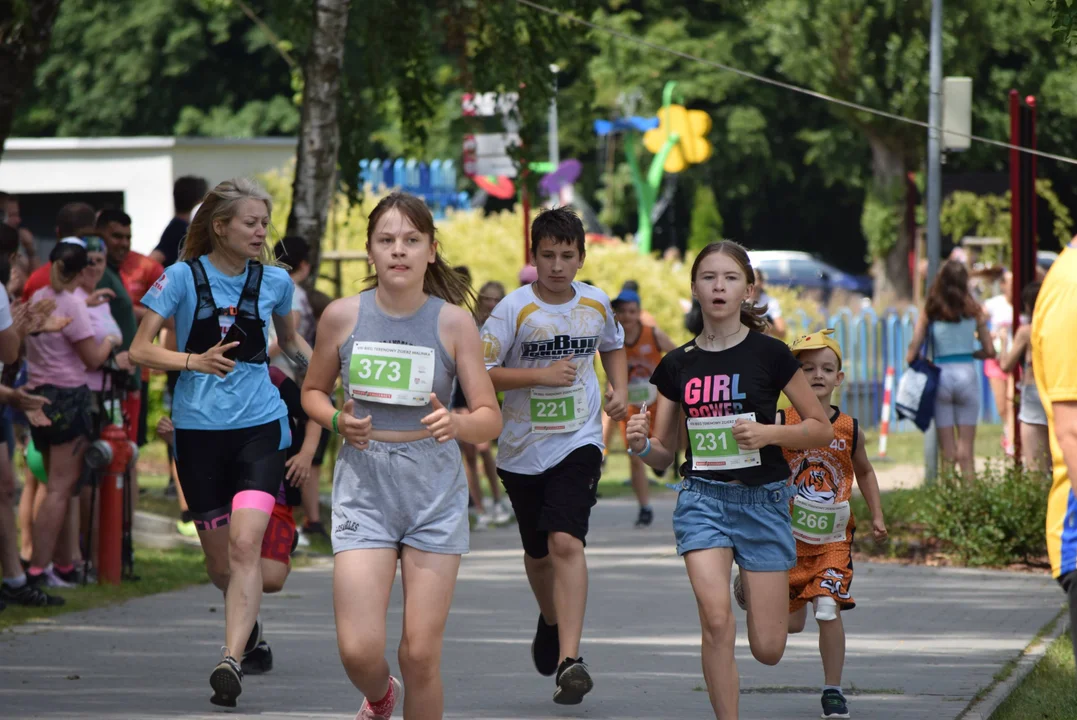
[595,81,713,255]
[358,159,471,218]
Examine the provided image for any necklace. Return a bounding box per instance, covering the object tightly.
[699,325,745,348]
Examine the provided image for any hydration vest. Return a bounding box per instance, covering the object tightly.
[183,258,268,364]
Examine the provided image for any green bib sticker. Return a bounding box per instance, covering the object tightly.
[686,413,761,470]
[349,341,434,407]
[627,378,657,406]
[790,497,851,545]
[530,385,588,433]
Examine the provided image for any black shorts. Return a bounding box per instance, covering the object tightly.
[0,411,12,463]
[312,426,331,467]
[497,444,602,559]
[450,379,467,411]
[173,417,289,530]
[137,381,150,447]
[28,385,93,452]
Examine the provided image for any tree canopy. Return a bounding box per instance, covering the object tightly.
[6,0,1077,288]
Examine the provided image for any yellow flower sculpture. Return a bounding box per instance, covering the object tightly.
[643,104,713,173]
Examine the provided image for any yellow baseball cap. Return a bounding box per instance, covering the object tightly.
[789,328,843,369]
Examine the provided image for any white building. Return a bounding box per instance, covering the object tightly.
[0,136,296,255]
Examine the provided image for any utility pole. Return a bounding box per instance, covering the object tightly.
[924,0,943,483]
[548,64,560,166]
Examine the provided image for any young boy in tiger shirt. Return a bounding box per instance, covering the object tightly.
[780,329,887,719]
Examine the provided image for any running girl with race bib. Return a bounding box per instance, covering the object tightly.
[624,240,833,720]
[481,207,627,705]
[301,192,501,720]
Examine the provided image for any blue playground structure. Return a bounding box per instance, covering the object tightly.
[358,159,471,218]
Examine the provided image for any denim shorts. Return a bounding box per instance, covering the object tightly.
[673,477,797,572]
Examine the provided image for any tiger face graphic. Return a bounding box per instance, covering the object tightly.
[793,454,844,505]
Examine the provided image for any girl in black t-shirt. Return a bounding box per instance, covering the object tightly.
[625,240,832,719]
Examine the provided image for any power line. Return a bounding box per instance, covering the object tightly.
[514,0,1077,168]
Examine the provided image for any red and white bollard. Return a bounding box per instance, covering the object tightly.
[878,366,894,458]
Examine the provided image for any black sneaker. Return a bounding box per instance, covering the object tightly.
[635,506,654,528]
[243,618,262,656]
[732,570,747,611]
[241,640,273,675]
[302,521,330,540]
[553,657,594,705]
[209,654,243,707]
[0,581,65,607]
[820,689,850,718]
[53,566,81,585]
[531,614,560,676]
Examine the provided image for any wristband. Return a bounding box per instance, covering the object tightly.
[332,410,341,435]
[185,353,191,371]
[628,437,652,458]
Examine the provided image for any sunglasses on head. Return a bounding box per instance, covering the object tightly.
[80,235,107,253]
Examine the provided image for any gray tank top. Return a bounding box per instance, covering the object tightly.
[338,289,456,431]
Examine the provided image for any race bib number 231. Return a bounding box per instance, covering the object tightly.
[686,412,762,471]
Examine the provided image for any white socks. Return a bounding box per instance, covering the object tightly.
[813,595,839,622]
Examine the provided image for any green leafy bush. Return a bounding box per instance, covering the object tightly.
[914,461,1050,567]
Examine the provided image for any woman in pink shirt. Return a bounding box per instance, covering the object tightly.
[23,242,121,589]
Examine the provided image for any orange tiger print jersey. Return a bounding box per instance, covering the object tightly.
[782,406,858,557]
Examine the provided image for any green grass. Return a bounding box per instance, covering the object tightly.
[990,633,1077,720]
[0,546,208,631]
[863,423,1004,466]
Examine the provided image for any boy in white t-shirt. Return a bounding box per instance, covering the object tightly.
[482,207,627,706]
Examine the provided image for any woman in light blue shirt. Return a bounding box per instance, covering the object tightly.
[131,178,313,709]
[906,260,994,478]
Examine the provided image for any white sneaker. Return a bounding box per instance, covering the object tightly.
[472,512,490,531]
[496,498,515,521]
[43,567,75,588]
[491,502,511,525]
[295,531,311,548]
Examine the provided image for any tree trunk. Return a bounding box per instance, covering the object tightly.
[286,0,351,293]
[865,134,913,301]
[0,1,64,159]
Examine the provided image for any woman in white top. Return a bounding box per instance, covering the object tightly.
[982,270,1014,454]
[1000,281,1051,472]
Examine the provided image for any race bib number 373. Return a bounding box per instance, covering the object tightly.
[686,413,762,471]
[349,341,435,406]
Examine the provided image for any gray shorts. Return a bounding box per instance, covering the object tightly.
[1019,379,1048,426]
[935,362,981,428]
[331,436,469,555]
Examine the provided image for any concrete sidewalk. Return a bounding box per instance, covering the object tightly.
[0,498,1064,719]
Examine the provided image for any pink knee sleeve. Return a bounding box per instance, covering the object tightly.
[232,490,275,514]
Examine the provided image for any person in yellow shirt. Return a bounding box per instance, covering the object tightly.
[1031,237,1077,660]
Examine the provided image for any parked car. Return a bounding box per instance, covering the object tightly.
[1038,250,1058,273]
[747,250,874,297]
